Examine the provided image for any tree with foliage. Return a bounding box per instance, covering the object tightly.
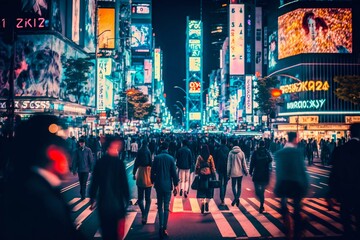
[254,76,282,119]
[62,57,94,104]
[123,88,154,120]
[334,75,360,105]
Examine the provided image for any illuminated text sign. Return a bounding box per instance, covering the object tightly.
[280,80,329,94]
[0,100,50,110]
[287,99,326,110]
[154,48,161,80]
[189,112,201,120]
[189,81,201,94]
[229,4,245,75]
[245,75,252,114]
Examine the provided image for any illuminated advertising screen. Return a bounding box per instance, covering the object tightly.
[84,0,96,53]
[72,0,80,44]
[104,79,113,110]
[154,48,161,80]
[189,57,201,72]
[131,3,151,19]
[98,8,115,49]
[245,75,252,114]
[278,8,352,59]
[131,64,144,85]
[268,31,278,70]
[187,20,202,73]
[144,59,152,84]
[0,34,95,107]
[131,23,152,51]
[97,58,107,111]
[189,112,201,120]
[51,0,62,33]
[229,4,245,75]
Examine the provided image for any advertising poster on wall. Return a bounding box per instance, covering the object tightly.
[131,23,152,51]
[84,0,96,53]
[144,59,152,84]
[229,4,245,75]
[0,34,95,107]
[278,8,352,59]
[72,0,80,44]
[268,31,278,70]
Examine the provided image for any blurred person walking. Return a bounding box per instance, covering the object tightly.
[195,144,216,213]
[175,139,193,198]
[249,140,273,213]
[133,140,153,225]
[329,123,360,240]
[227,144,248,207]
[214,138,230,206]
[274,132,309,240]
[151,141,179,239]
[89,136,130,240]
[0,115,86,240]
[71,138,94,200]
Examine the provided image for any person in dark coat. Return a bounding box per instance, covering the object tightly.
[249,140,273,213]
[195,144,216,213]
[89,136,130,240]
[329,123,360,240]
[175,139,193,198]
[0,115,86,240]
[151,141,179,239]
[274,132,309,240]
[133,139,153,224]
[71,138,94,200]
[214,138,230,206]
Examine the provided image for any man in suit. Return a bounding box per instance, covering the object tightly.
[0,115,85,240]
[329,123,360,240]
[151,141,179,239]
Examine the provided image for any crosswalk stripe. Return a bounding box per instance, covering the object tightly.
[172,197,183,212]
[147,200,157,224]
[303,199,340,218]
[311,198,340,212]
[75,206,94,229]
[94,212,137,238]
[72,198,90,212]
[240,198,285,237]
[272,198,340,236]
[189,198,201,213]
[209,199,237,238]
[248,198,313,237]
[68,198,80,205]
[225,198,261,238]
[308,167,331,175]
[306,170,329,178]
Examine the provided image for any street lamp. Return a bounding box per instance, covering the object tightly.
[174,85,189,130]
[176,101,185,109]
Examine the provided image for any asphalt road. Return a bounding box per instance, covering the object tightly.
[60,157,343,240]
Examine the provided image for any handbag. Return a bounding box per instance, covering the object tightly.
[136,166,153,188]
[191,175,200,190]
[209,179,220,188]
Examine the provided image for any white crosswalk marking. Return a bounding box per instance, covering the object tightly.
[240,198,285,238]
[72,198,90,212]
[225,198,261,238]
[66,196,345,239]
[209,199,237,238]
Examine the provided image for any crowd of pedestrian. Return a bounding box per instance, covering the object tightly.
[1,114,359,240]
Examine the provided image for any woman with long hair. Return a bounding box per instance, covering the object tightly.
[195,144,216,214]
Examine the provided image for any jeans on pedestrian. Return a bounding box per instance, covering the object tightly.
[179,169,190,192]
[138,186,152,219]
[218,173,228,202]
[78,172,89,198]
[254,182,266,207]
[156,190,171,230]
[231,176,243,200]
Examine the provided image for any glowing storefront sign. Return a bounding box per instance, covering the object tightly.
[189,81,201,94]
[287,99,326,110]
[154,48,161,80]
[289,116,319,124]
[345,116,360,124]
[245,75,252,114]
[280,80,330,94]
[144,59,152,84]
[97,59,106,111]
[97,58,112,76]
[189,112,201,120]
[0,100,50,110]
[229,4,245,75]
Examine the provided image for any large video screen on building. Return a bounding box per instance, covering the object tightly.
[131,23,152,51]
[84,0,96,53]
[98,8,115,49]
[278,8,352,59]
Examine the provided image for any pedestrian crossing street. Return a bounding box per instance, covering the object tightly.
[68,196,343,239]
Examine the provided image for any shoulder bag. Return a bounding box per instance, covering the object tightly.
[136,166,153,188]
[191,175,200,190]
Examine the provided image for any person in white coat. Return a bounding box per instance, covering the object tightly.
[227,145,249,206]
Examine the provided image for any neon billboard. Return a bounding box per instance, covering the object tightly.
[229,4,245,75]
[98,8,115,49]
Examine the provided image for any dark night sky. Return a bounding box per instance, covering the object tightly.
[152,0,202,117]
